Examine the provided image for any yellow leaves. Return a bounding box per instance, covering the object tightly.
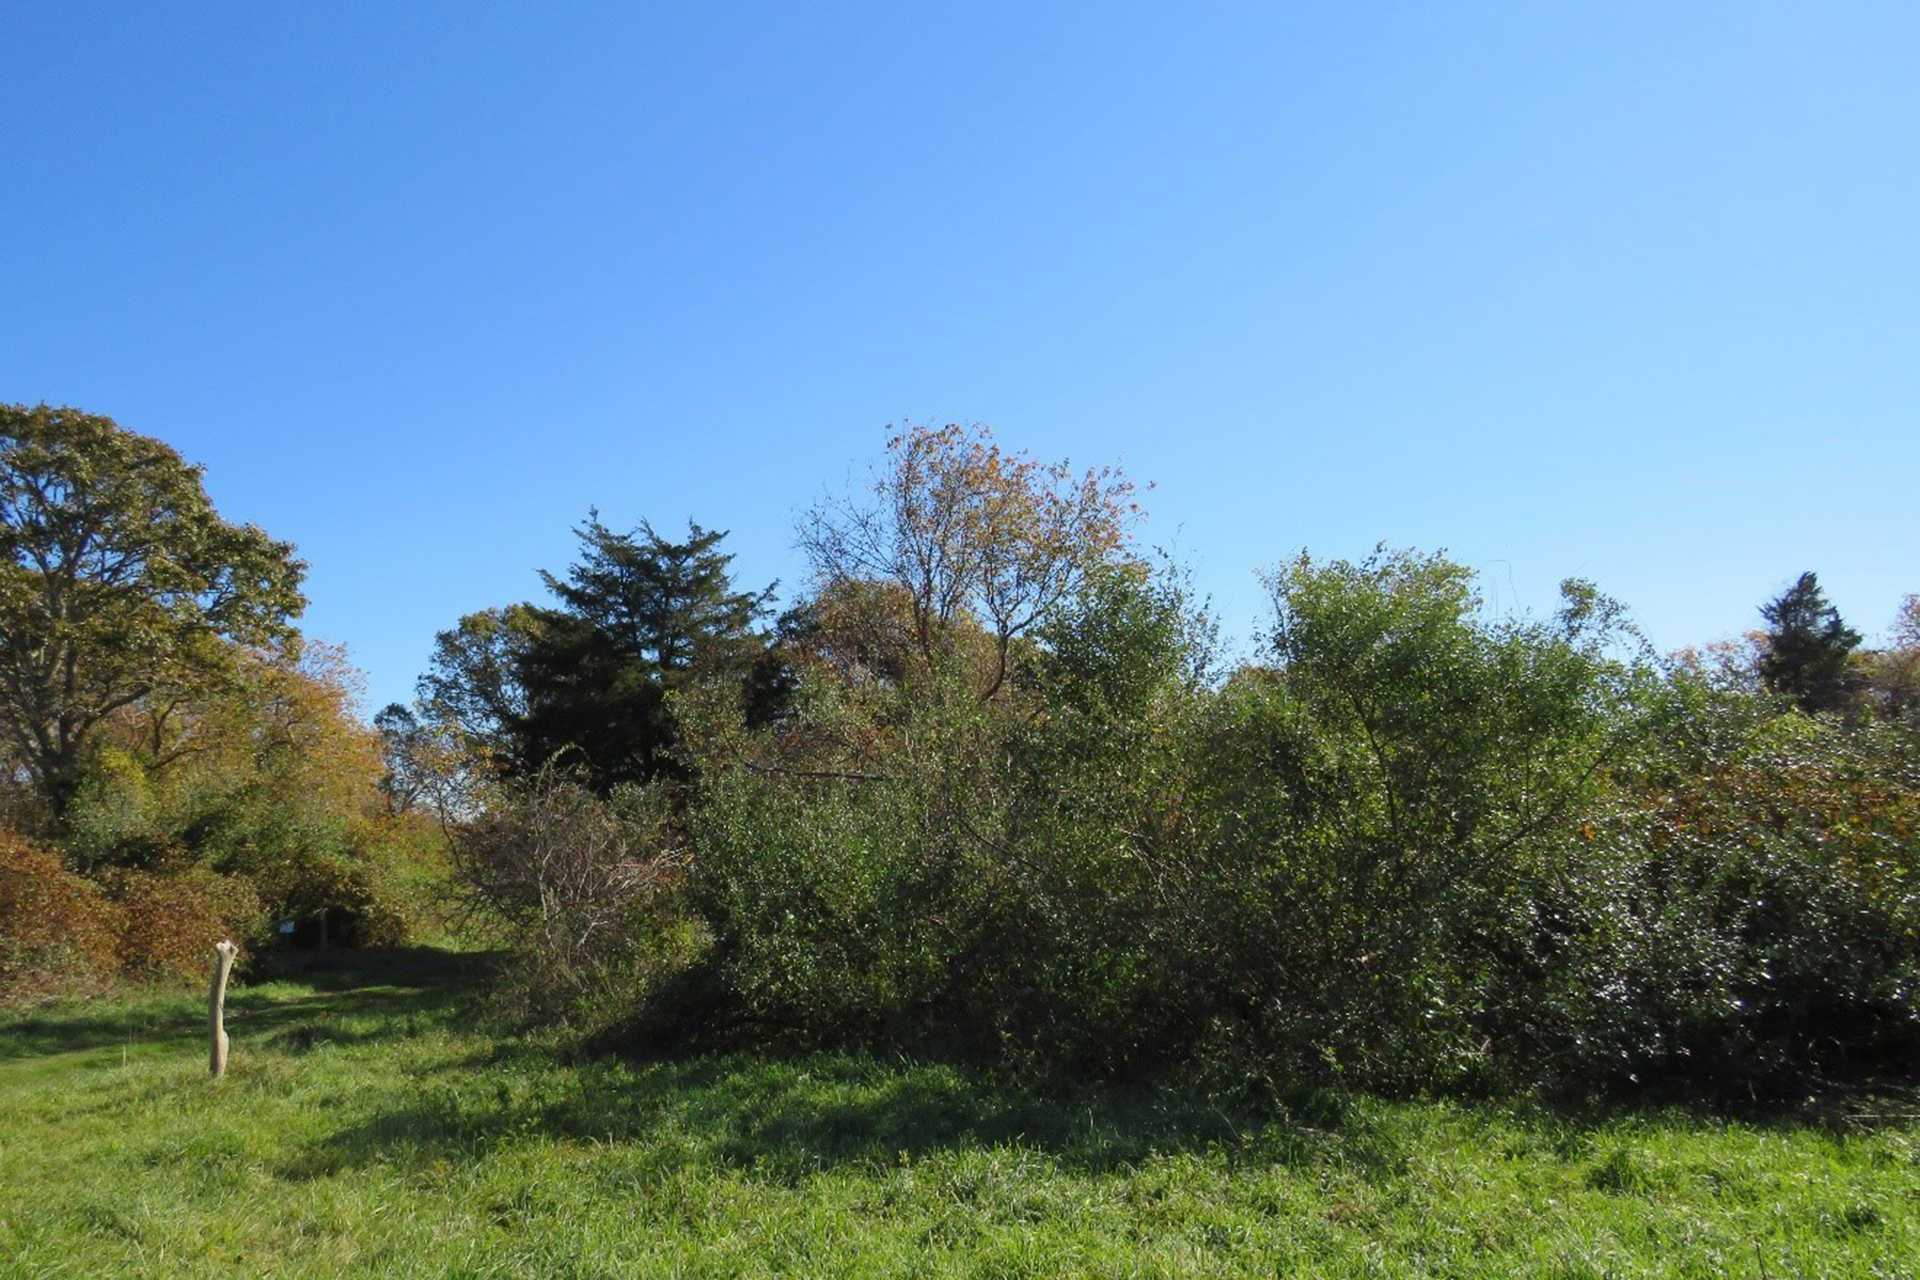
[95,637,385,827]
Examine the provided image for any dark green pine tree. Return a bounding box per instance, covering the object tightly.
[1758,571,1861,714]
[519,514,775,791]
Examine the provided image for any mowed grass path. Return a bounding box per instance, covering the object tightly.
[1,950,1914,1279]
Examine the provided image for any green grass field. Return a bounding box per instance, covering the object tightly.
[1,949,1913,1278]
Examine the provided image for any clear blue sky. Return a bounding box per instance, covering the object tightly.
[6,2,1916,714]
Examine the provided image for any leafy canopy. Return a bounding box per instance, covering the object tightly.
[0,404,305,815]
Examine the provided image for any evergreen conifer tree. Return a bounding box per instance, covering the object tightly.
[519,515,774,791]
[1758,571,1861,714]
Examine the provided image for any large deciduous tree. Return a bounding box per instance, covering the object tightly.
[798,422,1139,700]
[0,405,305,817]
[416,604,543,783]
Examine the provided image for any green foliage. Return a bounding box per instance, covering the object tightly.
[977,565,1218,1071]
[1024,561,1208,720]
[685,564,1219,1072]
[1759,571,1862,714]
[687,660,1008,1048]
[542,513,772,680]
[1570,685,1920,1088]
[372,702,446,816]
[0,409,447,1000]
[54,641,416,938]
[664,542,1918,1097]
[1175,551,1645,1088]
[416,604,542,781]
[405,426,1915,1102]
[420,516,773,794]
[0,404,306,816]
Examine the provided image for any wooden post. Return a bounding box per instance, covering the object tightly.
[209,939,237,1078]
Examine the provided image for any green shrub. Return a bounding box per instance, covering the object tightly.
[684,567,1217,1070]
[689,666,1006,1049]
[1544,689,1920,1090]
[646,549,1919,1098]
[1156,553,1644,1089]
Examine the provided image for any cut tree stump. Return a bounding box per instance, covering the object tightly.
[209,939,237,1078]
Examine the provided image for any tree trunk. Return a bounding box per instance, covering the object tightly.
[208,940,237,1078]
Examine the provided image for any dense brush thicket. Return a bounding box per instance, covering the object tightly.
[648,555,1915,1096]
[439,421,1917,1099]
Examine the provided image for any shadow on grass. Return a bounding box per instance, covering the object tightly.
[0,992,198,1063]
[289,1039,1358,1184]
[290,1031,1920,1187]
[0,946,503,1062]
[20,942,1899,1188]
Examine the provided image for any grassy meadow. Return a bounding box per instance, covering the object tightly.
[0,949,1914,1278]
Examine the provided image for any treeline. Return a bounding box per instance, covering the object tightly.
[4,406,1915,1099]
[394,421,1918,1097]
[0,406,433,1000]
